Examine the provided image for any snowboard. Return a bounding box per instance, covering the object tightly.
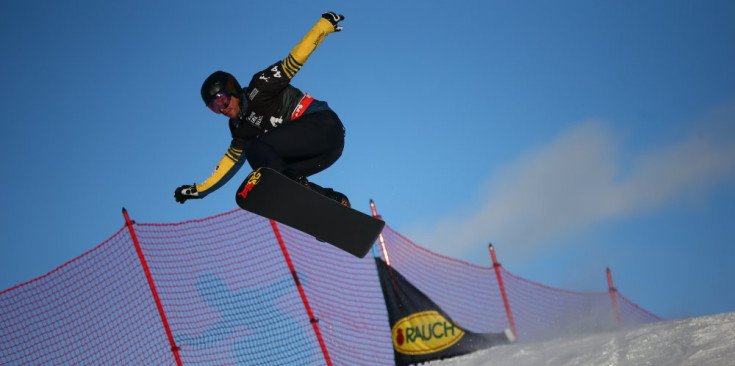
[235,168,385,258]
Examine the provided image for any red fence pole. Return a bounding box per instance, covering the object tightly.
[607,267,621,325]
[270,220,333,366]
[489,244,517,339]
[122,208,182,366]
[369,199,390,266]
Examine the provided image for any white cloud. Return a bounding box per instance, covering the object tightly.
[405,108,735,260]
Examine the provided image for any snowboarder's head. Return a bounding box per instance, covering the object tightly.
[201,71,243,118]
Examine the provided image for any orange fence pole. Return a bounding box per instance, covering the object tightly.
[369,199,390,266]
[270,220,332,366]
[123,208,182,366]
[607,267,621,325]
[489,244,517,338]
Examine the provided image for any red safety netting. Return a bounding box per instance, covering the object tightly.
[501,269,623,341]
[377,226,510,334]
[1,208,661,365]
[132,210,328,365]
[616,292,662,325]
[0,228,175,365]
[275,223,394,366]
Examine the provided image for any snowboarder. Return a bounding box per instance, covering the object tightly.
[174,12,350,207]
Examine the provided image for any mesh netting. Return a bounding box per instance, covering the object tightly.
[0,228,175,365]
[133,210,326,365]
[377,226,510,334]
[617,292,662,325]
[1,208,661,365]
[501,269,621,341]
[276,223,394,366]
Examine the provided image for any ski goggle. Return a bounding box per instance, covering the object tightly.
[207,91,232,114]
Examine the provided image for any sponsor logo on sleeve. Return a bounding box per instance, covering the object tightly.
[248,88,259,101]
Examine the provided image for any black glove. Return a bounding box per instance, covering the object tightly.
[174,184,200,204]
[321,12,345,32]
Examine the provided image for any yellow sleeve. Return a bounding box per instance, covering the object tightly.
[282,18,337,79]
[195,145,245,197]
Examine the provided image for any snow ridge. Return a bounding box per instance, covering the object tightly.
[429,312,735,366]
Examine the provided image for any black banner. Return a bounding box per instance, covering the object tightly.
[375,258,513,365]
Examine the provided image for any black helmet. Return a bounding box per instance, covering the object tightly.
[200,71,242,106]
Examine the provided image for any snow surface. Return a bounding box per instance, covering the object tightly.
[429,312,735,366]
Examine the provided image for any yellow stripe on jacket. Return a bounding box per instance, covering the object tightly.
[282,18,337,79]
[195,145,244,196]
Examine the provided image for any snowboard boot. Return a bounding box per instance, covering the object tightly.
[293,176,351,208]
[325,190,351,208]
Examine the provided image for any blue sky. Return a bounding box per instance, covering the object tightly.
[1,1,734,320]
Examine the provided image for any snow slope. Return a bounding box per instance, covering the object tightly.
[429,312,735,366]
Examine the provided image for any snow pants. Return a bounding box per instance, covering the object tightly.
[244,109,345,179]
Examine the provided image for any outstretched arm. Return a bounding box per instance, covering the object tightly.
[282,12,345,79]
[174,140,246,203]
[195,142,245,197]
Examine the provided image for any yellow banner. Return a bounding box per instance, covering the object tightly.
[392,310,465,355]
